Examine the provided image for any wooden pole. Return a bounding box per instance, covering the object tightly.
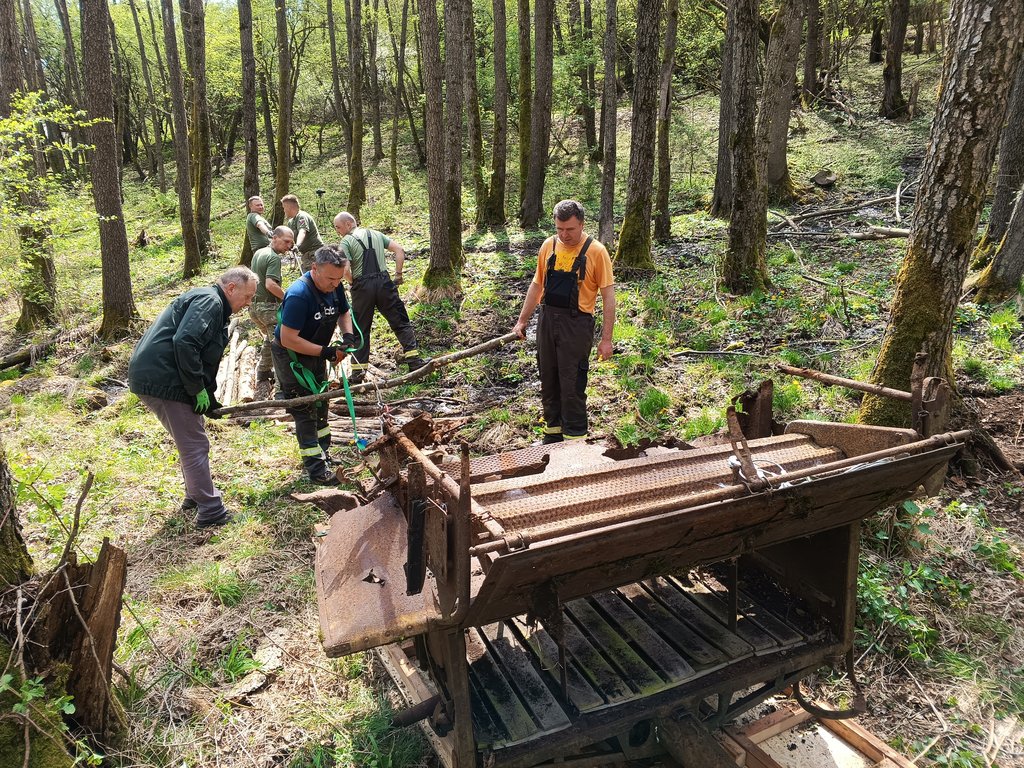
[776,364,913,402]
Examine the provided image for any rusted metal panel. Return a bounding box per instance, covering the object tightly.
[784,420,918,457]
[316,495,442,656]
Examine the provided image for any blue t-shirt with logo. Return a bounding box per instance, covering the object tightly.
[275,273,351,346]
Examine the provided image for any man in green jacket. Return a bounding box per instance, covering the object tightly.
[246,195,274,251]
[128,267,258,528]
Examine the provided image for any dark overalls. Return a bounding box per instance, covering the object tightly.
[347,230,420,374]
[537,237,594,440]
[271,275,345,480]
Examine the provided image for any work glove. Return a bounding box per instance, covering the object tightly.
[320,344,346,362]
[194,389,211,414]
[341,332,358,351]
[207,393,225,419]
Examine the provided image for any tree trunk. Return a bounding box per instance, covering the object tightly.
[861,0,1024,426]
[239,0,259,265]
[184,0,212,259]
[517,0,531,209]
[913,9,924,55]
[160,0,201,278]
[464,7,487,228]
[385,0,408,203]
[597,0,616,245]
[418,0,454,290]
[972,189,1024,301]
[347,0,367,215]
[653,0,678,242]
[802,0,821,103]
[972,54,1024,265]
[710,0,736,218]
[128,0,167,192]
[567,0,597,154]
[146,0,172,147]
[368,0,386,162]
[723,0,770,294]
[869,15,884,64]
[272,0,291,226]
[764,0,805,203]
[442,0,465,269]
[615,0,663,268]
[258,69,276,179]
[480,0,509,226]
[82,0,138,338]
[880,0,910,119]
[0,437,31,588]
[520,0,553,228]
[582,0,598,155]
[20,0,66,175]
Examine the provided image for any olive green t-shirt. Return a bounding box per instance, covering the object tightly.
[340,228,391,279]
[251,246,283,303]
[288,210,324,255]
[246,212,272,250]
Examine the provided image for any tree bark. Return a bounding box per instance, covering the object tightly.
[763,0,805,203]
[710,0,736,218]
[567,0,596,154]
[480,0,509,225]
[869,15,884,64]
[582,0,598,156]
[654,0,679,242]
[238,0,259,266]
[597,0,616,245]
[516,0,532,209]
[128,0,167,192]
[0,437,31,588]
[160,0,201,277]
[520,0,553,228]
[464,6,487,229]
[368,0,386,162]
[346,0,367,215]
[615,0,663,268]
[861,0,1024,426]
[81,0,139,338]
[723,0,770,294]
[972,54,1024,265]
[972,188,1024,301]
[802,0,821,103]
[384,0,408,203]
[258,68,277,179]
[418,0,454,290]
[880,0,911,119]
[183,0,212,259]
[272,0,292,226]
[442,0,465,269]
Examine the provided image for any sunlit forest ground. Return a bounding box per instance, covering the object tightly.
[1,42,1022,767]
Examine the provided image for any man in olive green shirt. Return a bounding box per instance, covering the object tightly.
[246,195,274,251]
[281,194,324,272]
[250,226,294,397]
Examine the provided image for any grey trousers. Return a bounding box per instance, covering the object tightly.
[140,395,228,524]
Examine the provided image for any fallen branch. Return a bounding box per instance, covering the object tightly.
[214,331,520,417]
[777,363,912,402]
[0,325,97,371]
[798,273,874,298]
[790,193,899,223]
[768,225,910,241]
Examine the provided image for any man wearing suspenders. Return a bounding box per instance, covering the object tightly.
[333,211,428,383]
[513,200,616,443]
[272,246,357,485]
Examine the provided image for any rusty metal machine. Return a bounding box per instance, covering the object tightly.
[314,387,969,767]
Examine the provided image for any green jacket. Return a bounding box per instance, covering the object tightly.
[128,285,231,404]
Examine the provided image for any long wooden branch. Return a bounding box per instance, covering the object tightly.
[769,226,910,241]
[0,325,97,371]
[214,331,520,417]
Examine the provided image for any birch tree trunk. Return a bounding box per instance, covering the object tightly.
[861,0,1024,425]
[615,0,663,268]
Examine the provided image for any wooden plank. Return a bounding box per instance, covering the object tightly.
[647,577,754,659]
[729,732,788,768]
[557,614,635,703]
[468,673,508,748]
[617,583,729,670]
[732,703,813,744]
[515,621,606,712]
[672,576,779,653]
[592,591,696,681]
[701,567,810,646]
[818,715,917,767]
[479,623,571,733]
[565,598,667,694]
[466,628,537,743]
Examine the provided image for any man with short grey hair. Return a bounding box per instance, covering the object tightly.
[129,267,258,528]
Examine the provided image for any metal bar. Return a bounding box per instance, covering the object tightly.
[388,423,507,542]
[777,364,913,402]
[468,429,972,555]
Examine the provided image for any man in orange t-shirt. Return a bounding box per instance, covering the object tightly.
[512,200,616,443]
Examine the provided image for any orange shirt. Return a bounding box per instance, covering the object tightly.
[532,233,614,315]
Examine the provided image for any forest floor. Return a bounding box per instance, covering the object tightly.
[1,47,1023,768]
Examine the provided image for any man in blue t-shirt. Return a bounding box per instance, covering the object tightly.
[272,246,356,485]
